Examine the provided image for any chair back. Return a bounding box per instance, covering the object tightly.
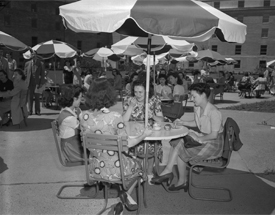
[51,120,83,167]
[83,133,131,189]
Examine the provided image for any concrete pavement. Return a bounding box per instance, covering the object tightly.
[1,91,275,214]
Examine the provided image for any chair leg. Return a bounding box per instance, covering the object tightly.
[142,180,147,209]
[56,183,99,199]
[188,165,232,202]
[97,183,109,215]
[137,179,142,215]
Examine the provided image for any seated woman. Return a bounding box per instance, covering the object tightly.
[122,80,164,181]
[80,78,152,212]
[178,72,189,93]
[151,83,224,191]
[125,72,138,96]
[252,73,267,98]
[0,70,14,125]
[155,74,172,99]
[57,85,85,162]
[0,69,28,126]
[238,72,252,97]
[167,73,187,102]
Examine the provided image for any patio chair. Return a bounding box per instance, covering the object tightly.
[187,117,236,202]
[51,121,98,199]
[83,133,146,215]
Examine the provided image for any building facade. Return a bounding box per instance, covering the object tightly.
[200,0,275,73]
[0,0,113,68]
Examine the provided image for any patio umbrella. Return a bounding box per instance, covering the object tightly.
[267,60,275,68]
[60,0,247,127]
[0,31,28,51]
[83,47,121,70]
[23,40,79,83]
[23,40,79,59]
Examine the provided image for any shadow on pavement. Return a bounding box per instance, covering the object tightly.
[1,118,53,132]
[0,157,8,174]
[214,99,240,105]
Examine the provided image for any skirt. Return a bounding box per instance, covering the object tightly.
[170,130,224,163]
[61,135,84,163]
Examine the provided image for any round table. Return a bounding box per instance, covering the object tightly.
[124,121,189,140]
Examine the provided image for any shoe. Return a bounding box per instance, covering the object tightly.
[2,118,11,127]
[29,112,33,115]
[114,202,124,215]
[35,112,41,116]
[119,191,138,211]
[147,174,154,185]
[168,183,188,192]
[151,172,174,186]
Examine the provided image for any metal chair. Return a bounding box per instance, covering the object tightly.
[51,121,98,199]
[188,118,236,202]
[83,133,146,215]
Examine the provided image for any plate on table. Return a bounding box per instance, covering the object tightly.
[171,125,184,129]
[153,126,162,131]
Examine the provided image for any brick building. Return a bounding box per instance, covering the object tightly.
[0,0,113,68]
[199,0,275,73]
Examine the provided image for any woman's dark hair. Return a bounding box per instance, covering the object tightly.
[159,68,166,75]
[158,74,167,85]
[14,68,26,80]
[131,80,154,99]
[229,72,233,76]
[167,72,183,85]
[258,73,264,78]
[129,72,139,83]
[58,84,84,108]
[85,78,117,110]
[189,83,211,98]
[219,71,225,77]
[193,69,201,76]
[0,69,8,79]
[178,72,186,80]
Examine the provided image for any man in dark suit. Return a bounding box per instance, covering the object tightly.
[24,51,45,115]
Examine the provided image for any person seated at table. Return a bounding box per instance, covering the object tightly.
[178,72,189,93]
[0,70,14,125]
[0,69,28,126]
[151,83,224,191]
[200,69,215,84]
[238,72,252,97]
[167,73,187,102]
[155,74,172,99]
[79,77,152,212]
[122,80,164,181]
[125,72,139,96]
[56,84,85,162]
[252,73,267,98]
[226,72,235,91]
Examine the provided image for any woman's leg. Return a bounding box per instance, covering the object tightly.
[175,156,188,187]
[159,143,181,176]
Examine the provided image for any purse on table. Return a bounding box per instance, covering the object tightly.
[183,135,202,148]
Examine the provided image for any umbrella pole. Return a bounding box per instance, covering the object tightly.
[145,35,152,128]
[153,52,156,95]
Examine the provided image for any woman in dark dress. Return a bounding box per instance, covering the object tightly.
[63,60,73,84]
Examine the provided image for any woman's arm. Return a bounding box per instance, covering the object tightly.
[0,82,23,98]
[127,128,152,148]
[174,118,196,127]
[189,130,219,142]
[122,97,137,122]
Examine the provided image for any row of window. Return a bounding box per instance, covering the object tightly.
[211,44,269,55]
[237,14,270,23]
[214,0,271,9]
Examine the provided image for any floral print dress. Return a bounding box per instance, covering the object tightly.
[80,108,143,182]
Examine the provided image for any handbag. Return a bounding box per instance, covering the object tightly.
[183,135,202,148]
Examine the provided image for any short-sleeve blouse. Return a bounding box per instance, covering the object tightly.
[123,95,162,121]
[194,102,223,135]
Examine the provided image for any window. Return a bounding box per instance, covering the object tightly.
[4,15,11,26]
[31,3,37,12]
[214,2,220,9]
[234,60,241,69]
[259,60,266,68]
[96,42,101,48]
[238,1,244,8]
[237,15,244,23]
[262,15,269,23]
[77,41,82,50]
[211,45,218,52]
[260,45,267,55]
[31,37,38,47]
[264,0,270,7]
[235,45,242,55]
[189,62,194,68]
[261,28,269,38]
[55,22,60,30]
[31,18,37,28]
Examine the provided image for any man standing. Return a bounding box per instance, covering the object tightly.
[24,52,45,115]
[0,48,9,78]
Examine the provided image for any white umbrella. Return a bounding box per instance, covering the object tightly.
[267,60,275,68]
[0,31,28,51]
[60,0,247,127]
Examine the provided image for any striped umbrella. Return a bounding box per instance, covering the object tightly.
[267,60,275,68]
[23,40,79,59]
[0,31,28,51]
[60,0,247,127]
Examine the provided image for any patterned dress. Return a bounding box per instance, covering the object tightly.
[80,109,143,181]
[171,102,224,163]
[123,96,163,157]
